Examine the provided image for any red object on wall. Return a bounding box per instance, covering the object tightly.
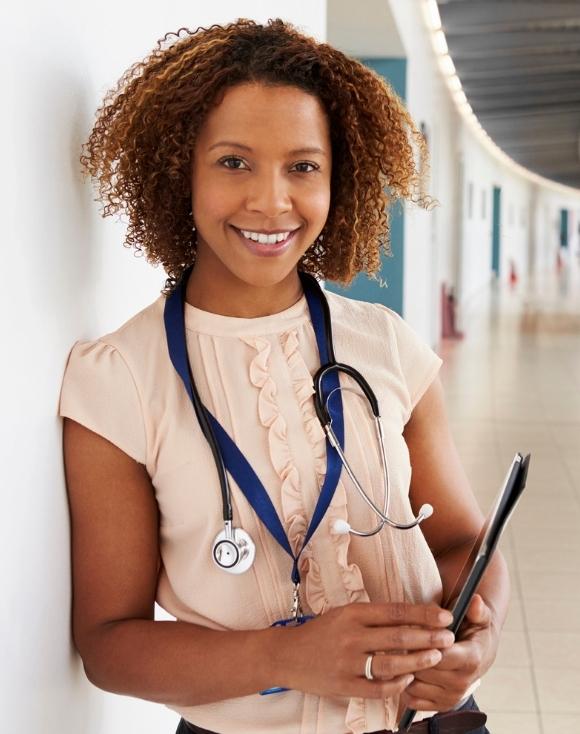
[509,259,518,287]
[441,283,464,339]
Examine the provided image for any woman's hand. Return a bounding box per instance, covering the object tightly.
[272,601,456,700]
[400,594,499,711]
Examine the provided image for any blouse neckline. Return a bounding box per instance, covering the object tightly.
[184,292,310,337]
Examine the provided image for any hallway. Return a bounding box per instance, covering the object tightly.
[439,258,580,734]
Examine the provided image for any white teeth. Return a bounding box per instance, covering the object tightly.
[240,229,291,244]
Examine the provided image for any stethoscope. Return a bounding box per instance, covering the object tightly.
[164,265,433,581]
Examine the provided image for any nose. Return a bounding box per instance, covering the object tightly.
[245,168,292,218]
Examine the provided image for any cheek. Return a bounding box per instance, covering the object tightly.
[192,176,235,226]
[302,185,331,223]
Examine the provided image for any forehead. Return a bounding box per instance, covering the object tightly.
[198,83,330,151]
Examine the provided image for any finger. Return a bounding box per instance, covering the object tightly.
[364,648,443,681]
[465,594,492,626]
[364,626,455,653]
[415,641,474,672]
[403,681,464,712]
[401,692,448,712]
[411,667,458,686]
[409,667,470,690]
[351,602,454,629]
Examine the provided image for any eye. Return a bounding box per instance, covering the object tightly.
[218,156,249,171]
[293,161,319,173]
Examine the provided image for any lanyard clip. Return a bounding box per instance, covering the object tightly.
[291,582,303,621]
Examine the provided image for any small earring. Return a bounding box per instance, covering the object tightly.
[192,222,196,232]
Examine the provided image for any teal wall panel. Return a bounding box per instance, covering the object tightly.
[560,209,569,248]
[492,186,501,276]
[324,58,407,315]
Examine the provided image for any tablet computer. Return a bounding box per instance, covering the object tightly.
[444,451,530,631]
[398,451,531,731]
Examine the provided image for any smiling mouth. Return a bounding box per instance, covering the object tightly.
[230,225,300,256]
[231,225,300,244]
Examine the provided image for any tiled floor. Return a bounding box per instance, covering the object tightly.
[438,257,580,734]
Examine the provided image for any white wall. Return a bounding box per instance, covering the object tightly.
[1,3,325,734]
[385,0,580,344]
[328,0,452,344]
[457,126,533,305]
[329,0,580,345]
[533,187,580,272]
[380,0,448,345]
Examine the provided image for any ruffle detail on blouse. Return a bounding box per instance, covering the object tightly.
[282,328,399,733]
[282,329,368,603]
[330,481,383,733]
[242,336,308,562]
[280,329,330,616]
[298,551,326,615]
[281,330,326,488]
[327,483,368,603]
[343,700,367,734]
[344,698,399,734]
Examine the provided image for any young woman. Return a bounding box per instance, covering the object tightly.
[59,18,506,734]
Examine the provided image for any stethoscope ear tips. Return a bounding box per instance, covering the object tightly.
[419,503,434,520]
[332,519,352,535]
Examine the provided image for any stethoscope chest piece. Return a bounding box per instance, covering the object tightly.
[166,266,434,581]
[212,522,256,574]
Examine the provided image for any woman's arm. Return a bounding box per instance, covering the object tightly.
[401,376,510,710]
[63,417,281,706]
[63,418,454,707]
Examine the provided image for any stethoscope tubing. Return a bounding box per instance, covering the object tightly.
[186,360,233,522]
[165,266,432,576]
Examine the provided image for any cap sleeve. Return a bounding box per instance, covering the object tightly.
[375,304,443,418]
[58,339,147,464]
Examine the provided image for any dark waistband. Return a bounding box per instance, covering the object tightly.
[179,695,487,734]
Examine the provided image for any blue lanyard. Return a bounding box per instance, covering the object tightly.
[164,267,345,586]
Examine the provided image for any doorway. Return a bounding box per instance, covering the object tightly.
[492,186,502,276]
[560,209,569,249]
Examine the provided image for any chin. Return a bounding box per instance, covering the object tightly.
[236,264,298,289]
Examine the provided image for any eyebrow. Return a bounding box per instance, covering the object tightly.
[207,141,327,156]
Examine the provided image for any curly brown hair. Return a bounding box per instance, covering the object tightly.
[81,17,432,294]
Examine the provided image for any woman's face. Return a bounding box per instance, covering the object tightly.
[190,82,332,300]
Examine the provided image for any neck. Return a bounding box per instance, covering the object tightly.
[184,264,304,318]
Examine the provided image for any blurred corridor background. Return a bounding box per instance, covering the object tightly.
[2,2,579,733]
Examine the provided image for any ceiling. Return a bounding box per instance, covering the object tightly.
[327,0,405,58]
[438,0,580,189]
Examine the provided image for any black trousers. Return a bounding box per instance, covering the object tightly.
[175,694,490,734]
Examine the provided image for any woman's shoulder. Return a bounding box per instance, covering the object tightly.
[61,294,167,403]
[95,294,166,355]
[323,288,442,411]
[323,287,401,337]
[324,288,430,345]
[58,296,166,466]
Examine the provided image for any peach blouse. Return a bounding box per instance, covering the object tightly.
[59,286,446,734]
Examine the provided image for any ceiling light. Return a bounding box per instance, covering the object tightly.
[424,0,442,31]
[448,75,462,92]
[439,54,456,76]
[420,1,580,198]
[433,29,448,55]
